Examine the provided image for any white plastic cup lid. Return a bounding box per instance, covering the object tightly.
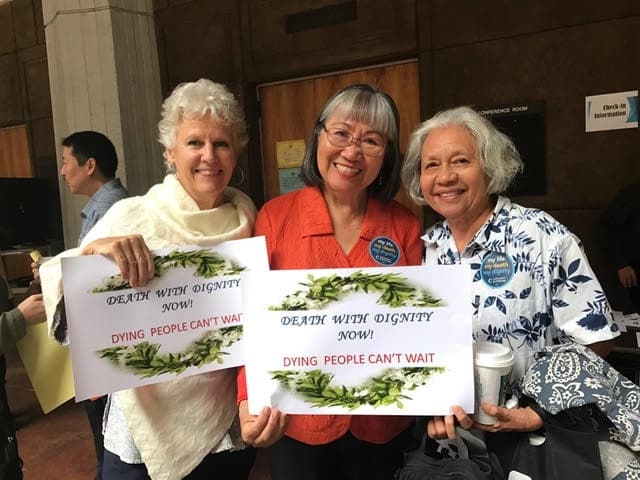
[473,342,514,369]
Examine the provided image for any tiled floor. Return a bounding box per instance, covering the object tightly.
[5,348,270,480]
[6,348,95,480]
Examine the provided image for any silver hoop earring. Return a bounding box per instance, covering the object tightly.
[232,167,245,186]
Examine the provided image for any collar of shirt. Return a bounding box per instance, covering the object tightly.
[422,195,512,256]
[299,186,395,241]
[81,178,126,219]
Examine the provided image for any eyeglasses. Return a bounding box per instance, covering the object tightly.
[322,126,386,157]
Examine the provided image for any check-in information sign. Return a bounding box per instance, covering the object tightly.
[243,265,474,415]
[61,237,269,400]
[586,90,638,132]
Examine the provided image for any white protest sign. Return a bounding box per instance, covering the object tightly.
[62,236,268,400]
[243,265,474,416]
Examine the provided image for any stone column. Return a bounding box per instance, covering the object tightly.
[43,0,165,247]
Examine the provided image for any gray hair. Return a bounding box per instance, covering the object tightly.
[157,78,248,173]
[300,84,402,202]
[401,106,523,205]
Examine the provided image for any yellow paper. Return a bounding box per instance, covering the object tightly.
[15,323,75,414]
[276,140,306,168]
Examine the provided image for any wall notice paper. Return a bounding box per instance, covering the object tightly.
[16,323,75,414]
[61,237,269,400]
[585,90,638,132]
[276,139,305,168]
[243,265,474,415]
[278,167,305,194]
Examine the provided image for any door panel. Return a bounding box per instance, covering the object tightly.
[0,125,33,178]
[258,61,422,222]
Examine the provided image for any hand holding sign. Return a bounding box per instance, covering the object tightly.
[238,400,288,447]
[81,235,155,287]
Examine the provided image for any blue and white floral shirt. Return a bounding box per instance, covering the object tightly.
[422,196,620,387]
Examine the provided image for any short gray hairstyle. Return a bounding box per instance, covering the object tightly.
[157,78,248,173]
[300,84,402,202]
[401,106,523,205]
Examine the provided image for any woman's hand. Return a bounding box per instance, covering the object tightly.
[473,403,543,433]
[427,403,543,439]
[81,235,154,287]
[426,406,474,440]
[238,400,288,447]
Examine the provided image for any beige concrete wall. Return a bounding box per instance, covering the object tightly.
[43,0,165,246]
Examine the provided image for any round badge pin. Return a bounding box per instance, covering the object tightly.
[369,236,400,266]
[480,252,514,288]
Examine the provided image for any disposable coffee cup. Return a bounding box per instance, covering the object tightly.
[473,342,514,425]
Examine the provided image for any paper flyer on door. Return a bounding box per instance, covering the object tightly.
[61,236,269,400]
[243,265,474,415]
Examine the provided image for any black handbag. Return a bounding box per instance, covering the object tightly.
[395,428,505,480]
[488,401,607,480]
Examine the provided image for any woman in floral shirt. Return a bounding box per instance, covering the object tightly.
[400,106,620,440]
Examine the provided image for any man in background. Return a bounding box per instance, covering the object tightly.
[59,131,129,479]
[60,131,129,244]
[599,180,640,313]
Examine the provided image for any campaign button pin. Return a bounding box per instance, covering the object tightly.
[480,252,514,288]
[369,236,400,266]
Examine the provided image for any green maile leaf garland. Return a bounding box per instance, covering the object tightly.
[97,325,243,378]
[271,366,445,409]
[91,249,245,293]
[269,271,444,310]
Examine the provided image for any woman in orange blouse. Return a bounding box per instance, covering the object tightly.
[237,84,423,480]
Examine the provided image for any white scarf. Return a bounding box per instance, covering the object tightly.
[40,174,256,480]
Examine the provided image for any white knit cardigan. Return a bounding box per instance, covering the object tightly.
[40,174,256,480]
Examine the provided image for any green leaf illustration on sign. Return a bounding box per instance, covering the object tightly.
[97,325,243,378]
[269,272,444,310]
[271,366,445,409]
[91,249,245,293]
